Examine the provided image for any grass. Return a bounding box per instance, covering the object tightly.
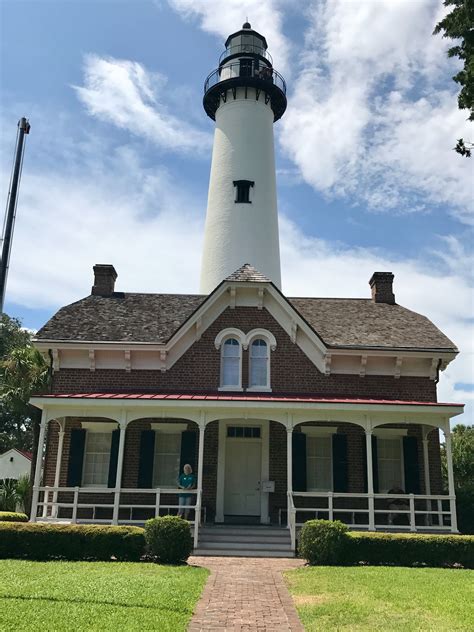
[0,560,208,632]
[285,566,474,631]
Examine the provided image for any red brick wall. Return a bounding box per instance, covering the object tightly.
[51,307,437,402]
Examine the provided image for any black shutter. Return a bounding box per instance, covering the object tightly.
[362,435,379,492]
[137,430,155,488]
[107,429,120,488]
[67,428,86,486]
[372,435,379,493]
[403,436,420,493]
[180,430,197,471]
[332,434,348,492]
[292,432,307,492]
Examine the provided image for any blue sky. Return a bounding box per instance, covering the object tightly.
[1,0,472,422]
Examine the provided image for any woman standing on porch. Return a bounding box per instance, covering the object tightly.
[177,464,196,520]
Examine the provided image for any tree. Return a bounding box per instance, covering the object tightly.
[441,424,474,533]
[0,315,50,453]
[434,0,474,156]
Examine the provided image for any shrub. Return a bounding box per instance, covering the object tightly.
[456,486,474,535]
[347,532,474,569]
[0,511,28,522]
[0,523,145,561]
[299,519,350,565]
[0,479,18,512]
[144,516,193,564]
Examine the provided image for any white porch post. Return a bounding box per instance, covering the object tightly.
[365,428,375,531]
[31,409,48,522]
[197,423,205,525]
[286,426,293,494]
[112,412,127,526]
[421,427,432,526]
[51,420,66,519]
[286,421,296,550]
[444,424,458,533]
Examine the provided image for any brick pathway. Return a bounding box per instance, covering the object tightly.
[188,556,305,632]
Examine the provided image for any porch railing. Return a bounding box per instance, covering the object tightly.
[286,491,456,550]
[35,486,203,549]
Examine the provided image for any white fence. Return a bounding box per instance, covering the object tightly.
[34,486,202,548]
[287,491,457,551]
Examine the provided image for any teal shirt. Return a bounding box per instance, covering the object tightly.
[178,473,196,498]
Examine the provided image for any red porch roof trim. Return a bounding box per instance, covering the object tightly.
[33,393,464,407]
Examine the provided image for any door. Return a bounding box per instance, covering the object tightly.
[224,438,262,516]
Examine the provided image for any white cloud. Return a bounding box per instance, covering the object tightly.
[74,55,211,154]
[279,0,473,222]
[167,0,292,75]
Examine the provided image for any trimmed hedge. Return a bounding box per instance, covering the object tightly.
[348,532,474,568]
[144,516,193,564]
[299,520,474,568]
[0,511,28,522]
[0,523,145,561]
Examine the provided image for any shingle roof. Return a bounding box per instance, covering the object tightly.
[226,263,271,283]
[290,298,456,350]
[35,290,456,351]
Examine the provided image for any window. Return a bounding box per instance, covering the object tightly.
[239,58,253,77]
[233,180,254,203]
[153,432,181,487]
[82,432,112,486]
[227,426,261,438]
[249,339,269,388]
[306,436,332,491]
[221,338,241,388]
[377,438,404,492]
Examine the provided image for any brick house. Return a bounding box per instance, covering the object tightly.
[30,23,463,556]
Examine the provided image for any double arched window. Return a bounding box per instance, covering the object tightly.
[215,329,276,391]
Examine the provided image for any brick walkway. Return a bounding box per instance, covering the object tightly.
[188,556,305,632]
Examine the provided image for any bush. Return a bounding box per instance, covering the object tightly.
[348,532,474,568]
[0,523,145,561]
[456,486,474,534]
[144,516,193,564]
[0,511,28,522]
[299,519,350,565]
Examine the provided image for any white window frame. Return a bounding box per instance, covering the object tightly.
[246,329,276,392]
[301,427,335,492]
[217,332,243,391]
[81,428,113,488]
[152,424,187,489]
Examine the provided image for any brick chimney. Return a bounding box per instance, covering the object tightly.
[91,264,117,297]
[369,272,395,304]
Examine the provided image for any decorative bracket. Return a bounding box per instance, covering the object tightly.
[257,288,264,310]
[196,317,202,341]
[229,286,236,309]
[290,321,297,344]
[394,356,403,379]
[360,354,367,378]
[160,349,167,373]
[88,349,95,372]
[324,353,332,376]
[124,350,131,373]
[430,358,439,381]
[52,348,60,372]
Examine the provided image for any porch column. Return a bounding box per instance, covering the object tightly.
[31,409,48,522]
[51,419,66,518]
[421,427,431,526]
[196,424,205,525]
[365,428,375,531]
[286,427,293,494]
[112,414,127,526]
[444,425,458,533]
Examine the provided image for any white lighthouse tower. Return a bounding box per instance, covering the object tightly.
[200,23,287,293]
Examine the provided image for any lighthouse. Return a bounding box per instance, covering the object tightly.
[199,23,287,294]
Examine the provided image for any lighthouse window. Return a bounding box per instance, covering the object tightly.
[233,180,254,204]
[239,58,253,77]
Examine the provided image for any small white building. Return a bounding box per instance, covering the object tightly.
[0,448,32,481]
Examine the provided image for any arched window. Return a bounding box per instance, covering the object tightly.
[221,338,241,388]
[249,338,269,388]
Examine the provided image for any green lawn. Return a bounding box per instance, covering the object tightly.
[285,566,474,631]
[0,560,208,632]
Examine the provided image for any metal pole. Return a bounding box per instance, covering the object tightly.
[0,117,30,312]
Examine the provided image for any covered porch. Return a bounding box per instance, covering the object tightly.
[30,393,463,552]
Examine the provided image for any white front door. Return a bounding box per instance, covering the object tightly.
[224,438,262,516]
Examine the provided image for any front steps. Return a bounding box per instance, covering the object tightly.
[194,525,294,557]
